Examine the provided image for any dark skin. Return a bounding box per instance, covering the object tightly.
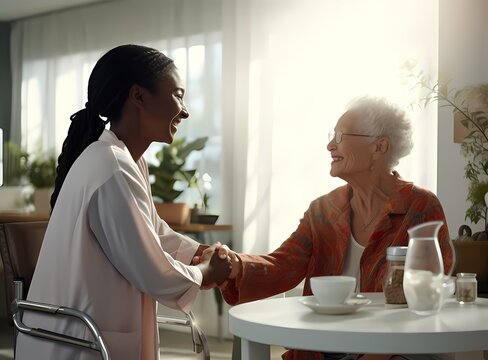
[196,244,232,288]
[111,65,231,288]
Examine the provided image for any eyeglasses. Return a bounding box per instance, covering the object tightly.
[328,130,376,144]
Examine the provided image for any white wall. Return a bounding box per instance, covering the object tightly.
[438,0,488,239]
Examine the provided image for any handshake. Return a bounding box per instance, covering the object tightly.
[192,243,241,289]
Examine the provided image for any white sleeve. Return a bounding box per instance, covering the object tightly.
[154,217,201,264]
[141,156,201,263]
[88,171,202,312]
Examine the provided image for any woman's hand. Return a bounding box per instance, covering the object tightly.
[196,243,232,289]
[215,244,241,280]
[193,243,242,283]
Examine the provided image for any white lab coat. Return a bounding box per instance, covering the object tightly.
[16,130,202,360]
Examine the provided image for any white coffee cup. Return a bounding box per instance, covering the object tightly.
[310,276,356,305]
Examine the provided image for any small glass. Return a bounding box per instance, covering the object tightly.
[456,273,477,304]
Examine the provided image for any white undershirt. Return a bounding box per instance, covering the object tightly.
[342,234,365,290]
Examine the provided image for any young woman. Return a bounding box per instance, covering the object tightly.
[16,44,231,360]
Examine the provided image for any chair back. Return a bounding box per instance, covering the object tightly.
[0,221,48,324]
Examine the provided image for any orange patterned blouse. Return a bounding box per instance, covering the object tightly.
[221,175,453,360]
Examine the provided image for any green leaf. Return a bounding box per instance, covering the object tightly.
[178,137,208,159]
[27,152,57,188]
[390,63,488,226]
[147,137,208,203]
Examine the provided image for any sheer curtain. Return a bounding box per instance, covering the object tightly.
[221,0,439,253]
[10,0,223,212]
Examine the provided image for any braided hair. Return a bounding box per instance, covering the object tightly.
[50,45,174,210]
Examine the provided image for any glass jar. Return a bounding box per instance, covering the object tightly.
[383,246,408,307]
[456,273,477,304]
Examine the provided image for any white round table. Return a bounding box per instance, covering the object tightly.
[229,293,488,359]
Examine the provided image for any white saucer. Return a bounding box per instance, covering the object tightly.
[299,296,372,315]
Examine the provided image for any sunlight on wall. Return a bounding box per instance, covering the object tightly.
[238,0,439,252]
[242,59,265,251]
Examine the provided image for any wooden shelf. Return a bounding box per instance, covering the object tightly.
[0,212,50,223]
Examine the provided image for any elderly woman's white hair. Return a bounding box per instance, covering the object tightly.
[346,96,413,169]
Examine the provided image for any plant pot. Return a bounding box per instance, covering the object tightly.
[33,188,53,215]
[155,203,190,225]
[196,214,219,225]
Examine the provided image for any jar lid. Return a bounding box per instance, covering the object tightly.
[456,272,477,278]
[386,246,408,261]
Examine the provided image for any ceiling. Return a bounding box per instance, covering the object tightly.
[0,0,110,21]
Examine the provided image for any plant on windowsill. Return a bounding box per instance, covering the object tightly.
[0,141,29,211]
[26,151,57,215]
[148,136,208,225]
[189,171,219,225]
[405,65,488,239]
[2,141,28,186]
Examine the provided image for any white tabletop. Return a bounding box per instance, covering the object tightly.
[229,293,488,359]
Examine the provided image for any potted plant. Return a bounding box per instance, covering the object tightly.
[406,66,488,296]
[406,66,488,238]
[443,85,487,237]
[0,141,29,211]
[190,172,220,225]
[148,137,208,224]
[26,152,57,215]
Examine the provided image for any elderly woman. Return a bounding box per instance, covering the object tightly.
[218,97,453,360]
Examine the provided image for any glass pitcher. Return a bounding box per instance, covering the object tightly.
[403,221,455,315]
